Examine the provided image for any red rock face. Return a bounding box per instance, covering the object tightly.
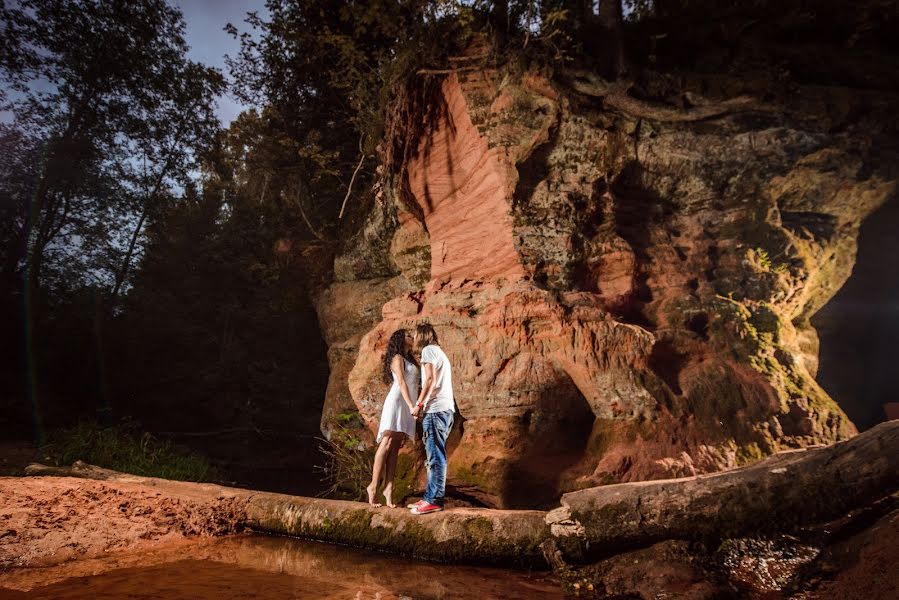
[316,63,896,508]
[407,74,526,283]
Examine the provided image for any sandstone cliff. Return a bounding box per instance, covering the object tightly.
[314,30,898,508]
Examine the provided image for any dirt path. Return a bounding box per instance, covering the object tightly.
[0,477,245,569]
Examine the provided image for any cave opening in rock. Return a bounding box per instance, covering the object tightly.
[812,197,899,431]
[501,377,595,510]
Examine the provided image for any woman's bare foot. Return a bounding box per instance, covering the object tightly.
[366,482,382,507]
[382,484,396,508]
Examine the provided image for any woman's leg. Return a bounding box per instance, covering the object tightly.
[367,435,393,506]
[382,433,405,507]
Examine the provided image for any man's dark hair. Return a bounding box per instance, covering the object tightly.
[415,323,439,347]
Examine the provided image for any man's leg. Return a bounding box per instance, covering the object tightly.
[421,412,436,505]
[422,411,453,506]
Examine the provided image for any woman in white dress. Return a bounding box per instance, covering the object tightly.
[367,328,419,507]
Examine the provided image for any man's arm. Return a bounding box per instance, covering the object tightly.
[413,362,436,418]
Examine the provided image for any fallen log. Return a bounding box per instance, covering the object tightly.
[244,493,549,567]
[22,463,550,568]
[25,460,137,480]
[552,421,899,562]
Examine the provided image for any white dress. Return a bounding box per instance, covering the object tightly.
[377,357,419,443]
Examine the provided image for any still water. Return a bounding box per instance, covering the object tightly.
[0,534,564,599]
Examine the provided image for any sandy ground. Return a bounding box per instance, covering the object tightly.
[803,507,899,600]
[0,476,244,569]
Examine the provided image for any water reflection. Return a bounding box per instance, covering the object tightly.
[0,534,563,599]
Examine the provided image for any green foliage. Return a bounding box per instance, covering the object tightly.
[316,424,375,500]
[41,418,217,482]
[107,175,330,435]
[335,411,364,428]
[316,414,421,503]
[736,442,765,465]
[225,1,466,235]
[223,1,633,236]
[748,247,789,274]
[754,247,773,270]
[0,0,224,427]
[0,0,224,297]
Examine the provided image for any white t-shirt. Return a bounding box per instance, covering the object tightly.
[420,344,455,413]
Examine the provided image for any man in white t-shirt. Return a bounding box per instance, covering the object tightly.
[409,323,455,515]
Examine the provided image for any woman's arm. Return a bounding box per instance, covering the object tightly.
[392,355,416,412]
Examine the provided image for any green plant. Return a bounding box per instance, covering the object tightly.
[316,421,422,503]
[335,411,364,428]
[316,425,375,501]
[750,247,789,274]
[40,418,217,482]
[753,247,772,270]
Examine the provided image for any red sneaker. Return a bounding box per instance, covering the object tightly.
[407,500,426,510]
[410,502,443,515]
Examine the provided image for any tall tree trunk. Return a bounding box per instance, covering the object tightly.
[598,0,627,78]
[1,222,27,290]
[23,173,50,296]
[491,0,510,44]
[22,107,86,295]
[109,204,149,305]
[92,288,111,416]
[108,107,194,307]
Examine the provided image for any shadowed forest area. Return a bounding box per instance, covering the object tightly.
[1,0,897,495]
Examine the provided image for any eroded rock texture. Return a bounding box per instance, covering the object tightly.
[315,46,897,507]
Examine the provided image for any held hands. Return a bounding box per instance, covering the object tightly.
[411,402,423,418]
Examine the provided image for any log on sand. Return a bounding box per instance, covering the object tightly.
[551,421,899,561]
[21,462,549,567]
[21,421,899,567]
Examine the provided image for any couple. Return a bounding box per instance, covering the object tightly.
[367,323,454,515]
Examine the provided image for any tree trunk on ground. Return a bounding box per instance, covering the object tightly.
[23,461,551,567]
[551,421,899,562]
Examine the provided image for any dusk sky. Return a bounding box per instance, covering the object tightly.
[176,0,269,124]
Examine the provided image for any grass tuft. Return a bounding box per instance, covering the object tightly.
[41,418,217,482]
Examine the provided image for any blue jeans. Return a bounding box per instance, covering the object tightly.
[422,410,453,506]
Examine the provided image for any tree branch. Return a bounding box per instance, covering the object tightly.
[290,190,326,242]
[416,65,481,76]
[338,136,366,220]
[565,70,774,122]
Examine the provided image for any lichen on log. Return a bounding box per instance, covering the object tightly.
[555,421,899,562]
[244,494,549,567]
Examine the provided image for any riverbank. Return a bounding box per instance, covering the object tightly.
[2,422,898,598]
[0,476,244,569]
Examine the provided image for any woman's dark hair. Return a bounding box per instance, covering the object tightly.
[383,329,416,384]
